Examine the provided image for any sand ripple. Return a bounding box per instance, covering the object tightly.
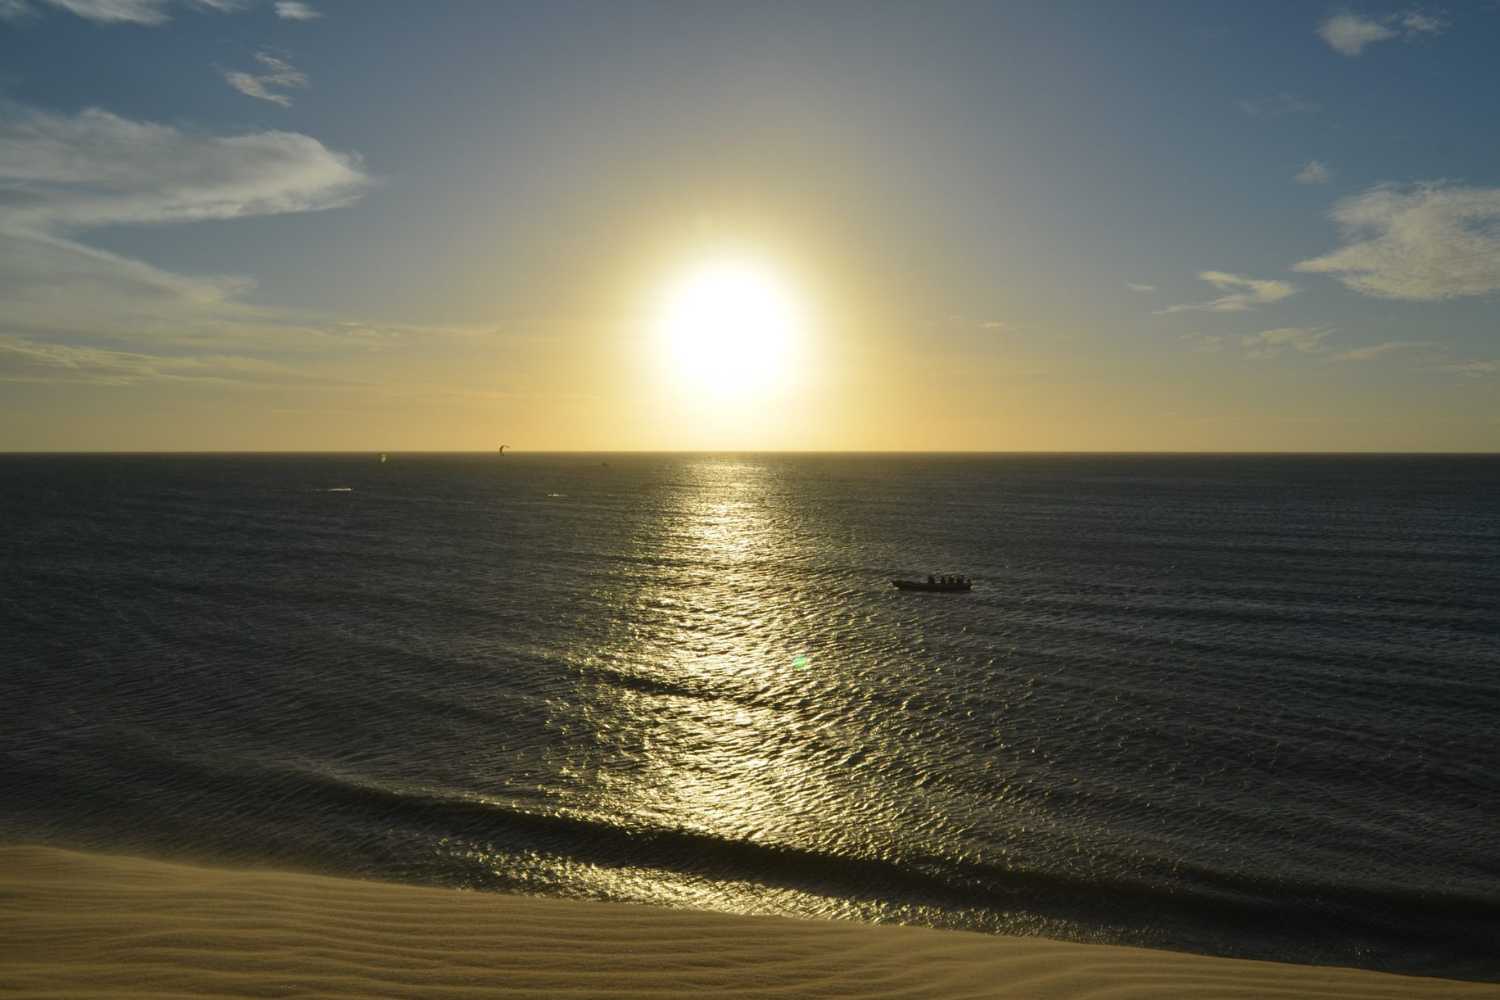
[3,846,1496,1000]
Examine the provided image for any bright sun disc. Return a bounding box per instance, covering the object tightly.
[657,260,801,395]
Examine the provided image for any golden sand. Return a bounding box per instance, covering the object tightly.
[2,845,1495,999]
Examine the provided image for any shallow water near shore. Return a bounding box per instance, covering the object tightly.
[2,453,1497,980]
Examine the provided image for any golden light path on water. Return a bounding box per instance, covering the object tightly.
[585,461,829,847]
[472,459,1046,931]
[425,455,1082,936]
[520,459,873,917]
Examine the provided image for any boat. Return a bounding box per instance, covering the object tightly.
[893,577,972,592]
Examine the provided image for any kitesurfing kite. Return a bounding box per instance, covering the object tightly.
[498,445,508,456]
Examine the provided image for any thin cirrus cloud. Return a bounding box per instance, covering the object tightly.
[3,0,240,25]
[1241,327,1332,359]
[1181,333,1225,352]
[0,100,370,353]
[274,1,320,19]
[222,52,310,107]
[1295,183,1500,300]
[1161,271,1297,313]
[0,102,365,231]
[939,314,1007,332]
[1125,283,1156,292]
[1296,160,1333,185]
[1324,341,1434,363]
[1317,9,1448,57]
[0,100,481,399]
[0,334,284,385]
[1238,93,1318,119]
[1440,360,1499,377]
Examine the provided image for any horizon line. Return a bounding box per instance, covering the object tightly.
[3,449,1497,457]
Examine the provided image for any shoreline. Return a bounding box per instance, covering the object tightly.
[3,845,1496,999]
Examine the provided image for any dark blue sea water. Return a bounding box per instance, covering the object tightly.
[2,453,1497,980]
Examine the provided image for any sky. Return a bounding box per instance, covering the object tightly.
[0,0,1497,452]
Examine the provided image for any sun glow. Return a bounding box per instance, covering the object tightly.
[655,258,803,396]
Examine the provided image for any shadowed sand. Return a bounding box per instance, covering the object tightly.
[2,846,1496,999]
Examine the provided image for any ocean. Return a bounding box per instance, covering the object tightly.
[2,453,1497,980]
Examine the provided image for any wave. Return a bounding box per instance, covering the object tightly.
[265,766,1500,980]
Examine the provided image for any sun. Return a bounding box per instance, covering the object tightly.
[655,258,803,396]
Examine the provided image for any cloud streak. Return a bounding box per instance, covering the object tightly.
[0,103,365,232]
[1241,327,1332,359]
[6,0,241,25]
[1238,93,1318,119]
[0,0,37,21]
[274,1,319,18]
[1324,340,1434,363]
[1318,9,1448,56]
[1318,12,1397,55]
[1161,271,1296,314]
[0,334,280,384]
[1295,183,1500,300]
[1439,360,1498,377]
[1296,160,1333,185]
[0,99,376,372]
[222,52,310,108]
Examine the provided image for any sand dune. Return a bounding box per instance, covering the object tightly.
[2,845,1494,999]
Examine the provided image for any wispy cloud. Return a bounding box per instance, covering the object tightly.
[274,1,320,18]
[1440,360,1499,377]
[0,0,38,21]
[1161,271,1297,314]
[1182,334,1226,352]
[1399,10,1446,35]
[0,102,365,232]
[1318,12,1397,55]
[1241,327,1333,359]
[1190,330,1432,365]
[1238,93,1318,119]
[1318,9,1448,56]
[1296,160,1334,185]
[1324,340,1434,362]
[0,334,281,384]
[1125,282,1156,292]
[938,314,1009,332]
[7,0,241,25]
[1295,183,1500,300]
[0,99,371,362]
[222,52,310,108]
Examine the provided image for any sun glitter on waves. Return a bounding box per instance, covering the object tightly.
[653,257,804,397]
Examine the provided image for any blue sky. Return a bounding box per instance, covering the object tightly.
[1,1,1497,450]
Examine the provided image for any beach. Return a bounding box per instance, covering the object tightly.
[4,845,1496,1000]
